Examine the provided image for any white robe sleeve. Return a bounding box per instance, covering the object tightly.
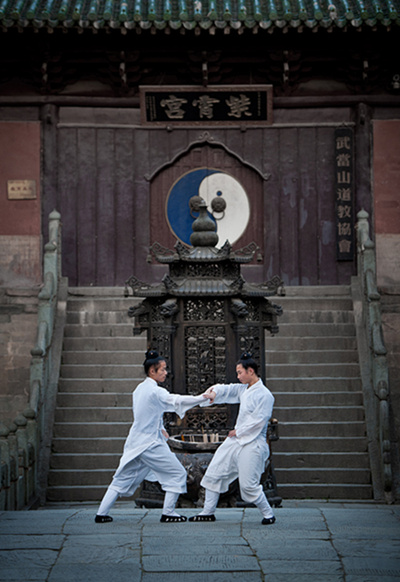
[155,387,207,419]
[200,383,245,406]
[235,391,274,445]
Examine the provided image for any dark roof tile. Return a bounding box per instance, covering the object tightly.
[1,0,399,29]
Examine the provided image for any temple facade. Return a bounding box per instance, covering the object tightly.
[0,0,399,504]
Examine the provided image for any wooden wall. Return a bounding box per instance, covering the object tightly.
[42,104,363,287]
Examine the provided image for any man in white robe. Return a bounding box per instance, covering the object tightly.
[189,353,276,525]
[95,352,212,523]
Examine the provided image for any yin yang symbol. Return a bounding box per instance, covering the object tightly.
[166,168,250,247]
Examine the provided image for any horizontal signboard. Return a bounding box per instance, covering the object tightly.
[140,85,273,126]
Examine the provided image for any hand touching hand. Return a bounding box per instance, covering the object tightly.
[202,390,216,404]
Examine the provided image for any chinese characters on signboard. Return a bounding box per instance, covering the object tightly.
[7,180,37,200]
[335,128,354,261]
[140,85,273,125]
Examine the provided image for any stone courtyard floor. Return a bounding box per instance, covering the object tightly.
[0,501,400,581]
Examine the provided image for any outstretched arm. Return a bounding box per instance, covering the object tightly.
[159,390,214,418]
[200,383,244,406]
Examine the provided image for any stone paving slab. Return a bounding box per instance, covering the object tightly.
[142,537,253,555]
[142,574,263,582]
[0,504,400,581]
[0,535,64,550]
[49,563,141,582]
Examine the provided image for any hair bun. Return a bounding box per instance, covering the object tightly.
[240,352,252,361]
[145,349,159,360]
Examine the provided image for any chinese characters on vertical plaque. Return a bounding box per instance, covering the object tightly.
[335,128,354,261]
[140,85,273,126]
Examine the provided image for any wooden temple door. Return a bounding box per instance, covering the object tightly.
[149,144,265,273]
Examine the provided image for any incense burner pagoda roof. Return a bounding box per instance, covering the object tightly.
[150,240,258,264]
[126,274,283,297]
[1,0,398,32]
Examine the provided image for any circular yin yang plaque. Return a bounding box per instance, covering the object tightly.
[166,168,250,247]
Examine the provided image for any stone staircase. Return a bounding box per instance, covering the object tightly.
[267,285,372,500]
[47,288,146,502]
[47,285,372,502]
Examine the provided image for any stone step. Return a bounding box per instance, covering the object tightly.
[46,465,371,487]
[276,323,356,336]
[273,451,370,469]
[48,469,114,486]
[62,337,146,351]
[274,467,371,484]
[278,310,355,324]
[55,407,133,423]
[266,350,358,364]
[64,324,136,338]
[265,336,357,351]
[50,453,121,470]
[46,485,109,502]
[60,364,142,379]
[273,436,368,453]
[264,363,360,378]
[51,435,369,455]
[53,422,131,439]
[266,378,362,392]
[49,450,371,471]
[61,351,145,365]
[55,389,364,409]
[273,391,363,406]
[45,482,373,501]
[58,378,140,393]
[66,311,132,325]
[53,404,365,423]
[273,406,365,423]
[275,421,366,438]
[56,393,133,407]
[52,420,366,439]
[52,437,125,454]
[274,297,353,311]
[67,297,136,311]
[277,483,373,500]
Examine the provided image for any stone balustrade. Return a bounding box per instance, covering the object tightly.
[0,210,65,510]
[355,209,392,497]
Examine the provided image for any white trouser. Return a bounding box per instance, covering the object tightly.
[97,443,187,516]
[202,439,268,504]
[199,489,274,519]
[97,487,181,517]
[111,443,187,496]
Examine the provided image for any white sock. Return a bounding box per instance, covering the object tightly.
[163,491,180,516]
[199,489,219,516]
[97,488,119,516]
[255,492,274,519]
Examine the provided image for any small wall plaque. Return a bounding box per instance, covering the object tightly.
[7,180,37,200]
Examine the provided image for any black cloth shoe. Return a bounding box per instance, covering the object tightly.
[189,515,216,522]
[160,514,187,522]
[95,515,113,523]
[261,516,276,525]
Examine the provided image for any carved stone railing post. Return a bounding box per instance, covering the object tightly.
[356,209,392,494]
[0,423,11,509]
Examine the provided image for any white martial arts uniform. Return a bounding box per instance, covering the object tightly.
[200,379,275,517]
[97,377,206,516]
